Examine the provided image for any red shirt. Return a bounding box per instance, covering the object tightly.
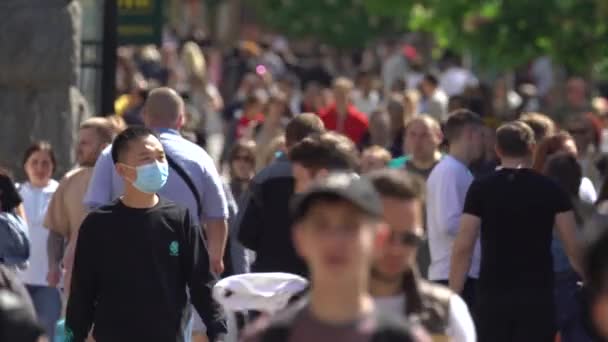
[317,104,369,144]
[236,113,265,139]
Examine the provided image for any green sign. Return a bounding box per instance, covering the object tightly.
[117,0,163,45]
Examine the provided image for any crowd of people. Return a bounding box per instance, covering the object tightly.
[3,33,608,342]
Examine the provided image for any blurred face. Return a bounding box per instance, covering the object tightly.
[231,150,255,181]
[267,101,285,124]
[405,120,441,161]
[370,113,391,146]
[77,128,106,167]
[333,86,351,107]
[245,102,263,118]
[420,80,433,97]
[566,79,587,107]
[465,125,486,160]
[115,134,166,184]
[566,118,594,153]
[361,152,388,174]
[24,150,54,187]
[294,199,381,283]
[372,197,423,282]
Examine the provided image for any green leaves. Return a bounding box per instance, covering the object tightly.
[255,0,608,74]
[254,0,401,48]
[363,0,608,74]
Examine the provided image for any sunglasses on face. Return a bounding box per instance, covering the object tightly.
[389,230,424,246]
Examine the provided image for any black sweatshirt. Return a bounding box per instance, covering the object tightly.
[66,198,226,342]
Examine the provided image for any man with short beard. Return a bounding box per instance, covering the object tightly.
[369,169,475,342]
[44,117,116,295]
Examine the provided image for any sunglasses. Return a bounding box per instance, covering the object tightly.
[389,231,424,246]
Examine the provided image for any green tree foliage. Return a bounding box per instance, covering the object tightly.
[365,0,608,74]
[253,0,401,48]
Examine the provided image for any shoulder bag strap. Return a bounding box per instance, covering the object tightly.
[165,153,203,219]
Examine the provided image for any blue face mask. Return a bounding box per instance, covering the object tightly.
[126,161,169,194]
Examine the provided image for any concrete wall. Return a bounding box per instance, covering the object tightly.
[0,0,89,180]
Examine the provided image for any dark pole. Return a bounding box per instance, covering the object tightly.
[101,0,117,115]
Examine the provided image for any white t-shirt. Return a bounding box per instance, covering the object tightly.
[18,180,59,286]
[374,293,476,342]
[427,155,481,280]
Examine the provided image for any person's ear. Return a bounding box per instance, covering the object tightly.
[115,163,135,182]
[176,112,185,130]
[292,223,307,259]
[433,128,444,146]
[315,168,329,180]
[374,223,391,250]
[494,145,503,160]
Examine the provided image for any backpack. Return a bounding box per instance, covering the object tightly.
[0,212,29,267]
[261,298,422,342]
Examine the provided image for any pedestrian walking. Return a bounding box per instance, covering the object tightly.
[66,127,226,342]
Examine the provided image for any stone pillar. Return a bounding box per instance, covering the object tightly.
[0,0,89,180]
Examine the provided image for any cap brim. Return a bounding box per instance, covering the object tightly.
[291,189,381,224]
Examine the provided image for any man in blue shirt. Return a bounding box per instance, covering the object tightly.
[84,87,228,340]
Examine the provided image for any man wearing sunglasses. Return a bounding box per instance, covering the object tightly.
[369,169,475,342]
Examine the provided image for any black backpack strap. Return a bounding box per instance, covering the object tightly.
[165,153,203,219]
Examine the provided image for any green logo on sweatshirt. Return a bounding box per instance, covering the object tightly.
[169,241,179,256]
[65,326,74,342]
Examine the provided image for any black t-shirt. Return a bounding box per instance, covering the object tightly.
[66,198,226,342]
[463,168,572,292]
[0,175,22,212]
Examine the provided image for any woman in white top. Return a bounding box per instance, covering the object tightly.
[19,141,60,338]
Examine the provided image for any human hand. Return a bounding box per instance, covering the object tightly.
[210,253,225,275]
[47,267,62,288]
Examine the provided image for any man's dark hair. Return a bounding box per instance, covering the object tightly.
[495,121,536,158]
[22,141,57,174]
[111,126,158,164]
[289,132,359,172]
[443,109,483,142]
[284,113,325,149]
[368,169,425,202]
[422,73,439,87]
[543,152,582,197]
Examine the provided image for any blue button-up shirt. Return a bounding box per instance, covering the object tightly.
[84,129,228,222]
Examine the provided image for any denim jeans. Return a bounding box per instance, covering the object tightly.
[554,271,592,342]
[26,285,62,341]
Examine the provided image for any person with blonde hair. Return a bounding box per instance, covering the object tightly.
[519,112,557,142]
[256,135,286,172]
[45,117,116,300]
[361,145,392,173]
[181,41,224,163]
